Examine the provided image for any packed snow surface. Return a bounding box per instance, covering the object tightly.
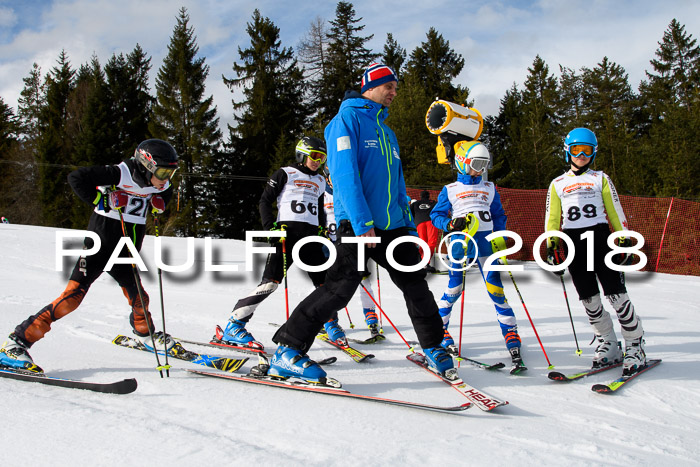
[1,223,698,465]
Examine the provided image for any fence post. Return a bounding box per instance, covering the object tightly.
[655,197,675,272]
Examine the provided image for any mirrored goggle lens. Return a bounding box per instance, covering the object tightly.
[568,144,595,157]
[153,167,178,180]
[308,151,327,163]
[469,158,489,172]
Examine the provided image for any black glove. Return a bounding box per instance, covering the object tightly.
[447,217,467,232]
[546,243,565,276]
[613,237,634,266]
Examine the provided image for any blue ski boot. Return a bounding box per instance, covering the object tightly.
[423,346,456,378]
[220,318,262,348]
[269,345,327,383]
[363,308,381,337]
[441,328,458,357]
[0,334,43,373]
[324,319,347,346]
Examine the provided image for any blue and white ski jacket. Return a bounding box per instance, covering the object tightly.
[431,173,507,257]
[324,92,414,236]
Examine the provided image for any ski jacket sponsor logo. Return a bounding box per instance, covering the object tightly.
[563,182,595,193]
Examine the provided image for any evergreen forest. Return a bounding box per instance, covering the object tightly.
[0,4,698,239]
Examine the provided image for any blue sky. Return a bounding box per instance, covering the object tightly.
[1,0,699,134]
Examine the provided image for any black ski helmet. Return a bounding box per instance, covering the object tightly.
[295,136,327,165]
[132,139,179,187]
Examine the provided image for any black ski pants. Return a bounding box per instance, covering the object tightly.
[273,221,444,353]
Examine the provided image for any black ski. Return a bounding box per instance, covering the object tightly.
[188,369,471,414]
[347,334,386,345]
[591,359,662,393]
[112,335,248,373]
[0,367,137,394]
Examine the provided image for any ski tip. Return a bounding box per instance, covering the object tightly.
[547,371,568,381]
[591,384,612,394]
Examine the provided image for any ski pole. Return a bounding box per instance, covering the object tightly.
[560,275,582,355]
[153,214,171,377]
[375,262,383,332]
[457,264,467,368]
[360,282,414,351]
[344,307,355,329]
[115,206,166,377]
[280,225,289,320]
[498,258,554,369]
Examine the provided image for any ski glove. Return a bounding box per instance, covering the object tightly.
[447,213,478,235]
[613,237,634,266]
[546,241,565,276]
[318,225,330,239]
[94,189,128,213]
[150,195,166,214]
[108,190,129,211]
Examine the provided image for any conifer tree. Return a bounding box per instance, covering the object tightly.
[579,57,638,191]
[37,50,76,228]
[219,9,307,238]
[389,28,468,186]
[382,33,406,79]
[318,1,377,124]
[150,7,222,236]
[506,56,563,189]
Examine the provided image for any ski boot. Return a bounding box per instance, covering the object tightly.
[0,334,43,373]
[509,346,527,375]
[219,318,263,349]
[140,331,177,354]
[268,345,329,384]
[592,334,623,368]
[363,308,382,338]
[622,337,647,377]
[441,328,458,357]
[423,346,457,379]
[324,319,347,346]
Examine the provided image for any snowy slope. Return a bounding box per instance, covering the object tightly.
[1,223,699,466]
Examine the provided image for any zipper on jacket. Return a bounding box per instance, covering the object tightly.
[375,107,392,229]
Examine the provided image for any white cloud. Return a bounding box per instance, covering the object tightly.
[0,0,698,128]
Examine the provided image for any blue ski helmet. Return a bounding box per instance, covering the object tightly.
[564,128,598,162]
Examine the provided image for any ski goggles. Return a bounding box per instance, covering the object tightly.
[566,144,596,158]
[468,157,489,173]
[153,167,178,180]
[307,151,327,164]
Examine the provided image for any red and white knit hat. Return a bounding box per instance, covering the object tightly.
[360,63,398,93]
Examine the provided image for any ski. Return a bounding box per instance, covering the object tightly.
[0,367,137,394]
[348,334,386,345]
[268,323,374,363]
[316,332,375,363]
[548,361,623,382]
[188,369,471,414]
[406,352,508,412]
[112,335,248,373]
[591,359,662,394]
[455,356,506,371]
[175,336,337,366]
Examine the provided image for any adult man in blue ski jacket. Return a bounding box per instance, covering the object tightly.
[269,63,454,383]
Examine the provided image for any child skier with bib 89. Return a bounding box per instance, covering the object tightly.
[544,127,646,376]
